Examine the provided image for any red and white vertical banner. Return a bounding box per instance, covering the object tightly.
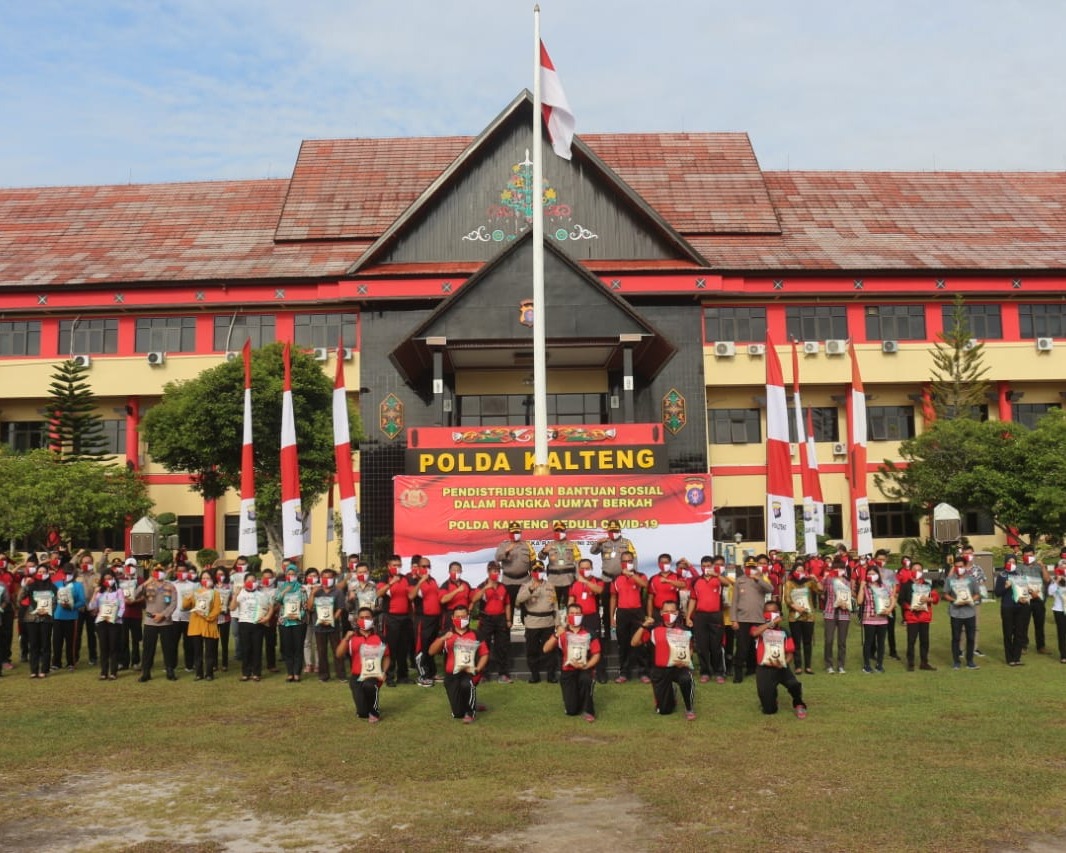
[847,341,873,554]
[280,342,303,560]
[539,39,575,160]
[765,334,795,552]
[238,340,258,556]
[333,344,361,558]
[791,341,823,555]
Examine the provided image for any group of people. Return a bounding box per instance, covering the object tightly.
[4,524,1064,725]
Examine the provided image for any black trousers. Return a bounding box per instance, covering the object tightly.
[692,611,725,677]
[51,619,77,667]
[0,607,13,663]
[415,614,441,680]
[238,622,264,677]
[444,672,477,718]
[755,665,804,714]
[315,629,345,680]
[193,635,218,678]
[886,609,899,656]
[174,621,194,670]
[77,610,97,662]
[862,623,887,669]
[26,620,52,675]
[477,613,510,677]
[279,623,307,676]
[1026,598,1047,651]
[383,614,413,681]
[96,621,121,676]
[263,624,278,670]
[788,620,814,670]
[1001,607,1029,664]
[733,622,759,681]
[348,674,382,718]
[615,608,648,678]
[649,665,694,715]
[142,623,178,675]
[1054,610,1066,660]
[950,615,976,665]
[580,611,607,681]
[120,619,142,668]
[524,625,555,678]
[559,668,595,716]
[218,621,231,669]
[905,622,932,666]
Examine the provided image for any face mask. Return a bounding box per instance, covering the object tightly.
[609,531,620,541]
[956,566,966,575]
[323,577,335,589]
[747,567,758,576]
[1024,554,1034,564]
[387,566,399,576]
[795,571,807,581]
[965,554,973,563]
[286,574,298,583]
[176,571,187,582]
[262,577,274,588]
[104,578,115,588]
[52,558,61,568]
[216,573,226,583]
[621,561,633,572]
[449,571,461,581]
[202,578,214,588]
[764,611,779,623]
[359,618,374,632]
[531,571,543,582]
[868,573,879,583]
[153,571,165,581]
[244,579,256,591]
[662,611,678,626]
[579,568,591,578]
[567,613,583,628]
[453,617,469,631]
[659,562,671,573]
[488,571,500,582]
[556,531,566,541]
[355,572,367,583]
[512,532,521,542]
[696,565,709,577]
[913,572,924,582]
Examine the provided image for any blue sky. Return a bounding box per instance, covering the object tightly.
[2,1,1065,188]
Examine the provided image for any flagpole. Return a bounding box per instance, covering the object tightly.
[531,4,549,475]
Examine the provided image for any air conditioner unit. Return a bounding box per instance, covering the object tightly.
[312,347,329,361]
[802,341,819,355]
[831,441,847,456]
[964,338,979,351]
[72,354,91,368]
[1036,337,1054,351]
[146,351,166,366]
[338,346,355,361]
[714,341,736,358]
[825,339,847,356]
[225,351,239,362]
[746,343,766,356]
[881,340,899,354]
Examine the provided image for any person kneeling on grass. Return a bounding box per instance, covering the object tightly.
[543,603,601,722]
[427,606,489,724]
[632,600,696,720]
[751,601,807,719]
[336,607,390,723]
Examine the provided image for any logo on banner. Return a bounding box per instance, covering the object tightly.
[857,500,870,522]
[519,299,534,328]
[684,477,706,507]
[400,488,428,509]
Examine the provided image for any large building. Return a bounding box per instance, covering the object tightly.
[2,92,1064,565]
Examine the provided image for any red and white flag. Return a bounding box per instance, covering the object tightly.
[791,341,824,555]
[280,343,303,560]
[847,341,873,554]
[765,334,795,552]
[539,41,574,160]
[333,341,361,558]
[238,340,258,556]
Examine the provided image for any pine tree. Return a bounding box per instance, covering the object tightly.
[930,295,990,419]
[46,359,111,462]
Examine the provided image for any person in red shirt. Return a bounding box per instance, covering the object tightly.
[631,601,696,720]
[377,554,414,686]
[610,549,648,683]
[543,603,602,722]
[900,563,940,671]
[428,606,490,723]
[752,601,807,718]
[0,552,17,669]
[567,558,606,684]
[410,557,443,687]
[336,606,390,723]
[440,562,472,629]
[686,555,733,684]
[646,554,686,619]
[472,562,513,683]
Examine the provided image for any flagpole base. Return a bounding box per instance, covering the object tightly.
[532,464,551,476]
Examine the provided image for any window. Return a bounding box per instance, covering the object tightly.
[787,406,839,443]
[941,304,1002,340]
[135,317,197,353]
[99,420,127,455]
[0,321,41,356]
[704,307,766,343]
[457,393,606,426]
[176,515,205,552]
[867,406,915,441]
[1019,304,1066,339]
[89,523,127,551]
[1012,402,1060,430]
[822,504,844,540]
[58,318,118,354]
[294,313,358,349]
[785,306,847,342]
[224,515,240,552]
[1,421,48,452]
[708,408,761,444]
[865,305,926,341]
[213,315,275,351]
[713,506,765,542]
[870,503,920,538]
[962,509,995,536]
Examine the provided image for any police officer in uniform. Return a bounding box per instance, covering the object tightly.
[589,519,636,662]
[539,521,581,620]
[495,522,535,623]
[514,561,558,683]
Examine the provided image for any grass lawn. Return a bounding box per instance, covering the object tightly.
[1,609,1064,853]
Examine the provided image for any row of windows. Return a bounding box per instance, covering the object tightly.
[714,504,994,542]
[705,303,1018,343]
[0,313,358,356]
[1,420,126,454]
[707,402,1060,444]
[457,394,608,426]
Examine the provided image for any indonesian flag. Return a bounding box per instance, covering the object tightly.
[238,340,258,556]
[847,341,873,554]
[791,342,824,555]
[333,344,361,558]
[539,41,574,160]
[280,342,303,560]
[765,334,795,552]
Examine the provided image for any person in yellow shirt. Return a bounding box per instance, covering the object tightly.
[187,569,222,681]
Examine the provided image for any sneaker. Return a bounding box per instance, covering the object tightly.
[974,649,985,657]
[527,675,542,684]
[837,668,846,675]
[826,666,836,675]
[583,713,596,723]
[614,676,628,684]
[67,665,74,672]
[498,674,513,684]
[2,662,12,670]
[715,676,726,684]
[699,674,710,684]
[368,715,380,724]
[862,667,873,674]
[966,663,979,670]
[639,675,651,684]
[795,705,808,720]
[462,714,475,724]
[416,677,434,687]
[874,666,885,674]
[919,663,937,671]
[952,663,961,670]
[685,711,696,721]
